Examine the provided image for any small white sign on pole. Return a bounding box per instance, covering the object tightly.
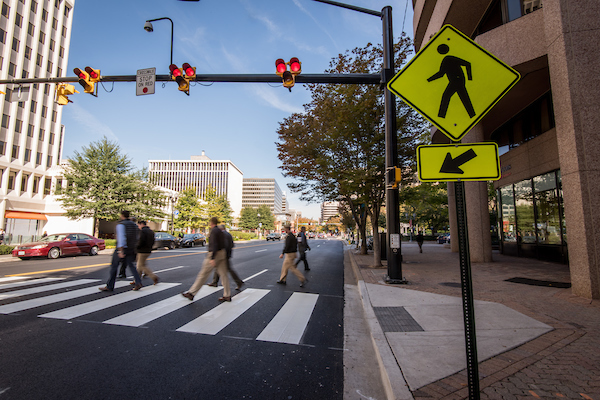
[390,233,401,249]
[136,68,156,96]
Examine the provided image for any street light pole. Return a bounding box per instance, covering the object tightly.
[144,17,174,68]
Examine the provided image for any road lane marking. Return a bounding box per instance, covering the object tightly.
[0,279,100,300]
[103,285,222,327]
[255,249,267,253]
[256,292,319,344]
[0,277,64,290]
[243,269,268,281]
[7,263,110,277]
[176,288,270,335]
[0,281,131,314]
[154,266,187,274]
[0,276,32,284]
[39,283,180,320]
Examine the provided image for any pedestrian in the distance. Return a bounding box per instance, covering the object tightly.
[135,220,159,285]
[99,210,143,292]
[417,231,424,253]
[0,228,5,245]
[41,231,48,238]
[182,217,231,302]
[277,225,307,287]
[208,224,244,291]
[118,217,138,278]
[295,226,311,271]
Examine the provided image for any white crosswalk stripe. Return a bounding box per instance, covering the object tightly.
[0,276,34,284]
[176,288,270,335]
[0,279,100,300]
[0,281,131,314]
[39,283,180,320]
[0,277,64,290]
[256,292,319,344]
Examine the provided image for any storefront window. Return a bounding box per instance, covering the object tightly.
[514,180,535,243]
[534,172,561,244]
[557,171,566,244]
[500,186,516,242]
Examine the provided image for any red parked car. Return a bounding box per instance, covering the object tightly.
[12,233,106,260]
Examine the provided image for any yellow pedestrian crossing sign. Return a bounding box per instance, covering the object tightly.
[388,25,520,142]
[417,143,501,182]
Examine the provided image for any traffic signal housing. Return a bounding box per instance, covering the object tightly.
[85,67,100,83]
[73,67,97,94]
[169,64,189,94]
[275,58,301,91]
[387,167,402,189]
[55,83,79,105]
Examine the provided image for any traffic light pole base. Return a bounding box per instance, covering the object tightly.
[385,276,409,285]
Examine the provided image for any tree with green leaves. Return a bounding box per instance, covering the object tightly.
[399,182,449,235]
[238,207,259,230]
[203,185,233,227]
[59,137,166,236]
[174,187,205,231]
[257,204,275,231]
[276,37,428,264]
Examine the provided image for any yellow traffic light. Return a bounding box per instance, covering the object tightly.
[387,167,402,189]
[275,58,301,91]
[73,67,94,93]
[85,66,101,83]
[55,83,79,105]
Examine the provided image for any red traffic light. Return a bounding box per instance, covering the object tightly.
[73,68,86,80]
[169,64,182,78]
[85,66,99,80]
[182,63,195,77]
[275,59,286,75]
[289,57,301,74]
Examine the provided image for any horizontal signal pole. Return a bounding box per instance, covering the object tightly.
[0,73,381,86]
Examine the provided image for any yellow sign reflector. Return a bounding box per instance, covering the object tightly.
[417,143,501,182]
[388,25,520,142]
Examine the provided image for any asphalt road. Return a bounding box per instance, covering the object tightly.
[0,238,345,400]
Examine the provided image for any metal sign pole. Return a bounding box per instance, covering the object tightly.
[454,180,480,399]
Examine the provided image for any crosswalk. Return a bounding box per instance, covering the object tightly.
[0,274,321,346]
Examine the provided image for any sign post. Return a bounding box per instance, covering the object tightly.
[387,24,521,400]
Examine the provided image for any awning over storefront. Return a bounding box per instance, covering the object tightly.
[5,211,48,221]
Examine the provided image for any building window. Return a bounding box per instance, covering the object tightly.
[64,6,70,17]
[33,176,40,193]
[35,152,42,165]
[11,144,19,159]
[31,1,37,13]
[8,172,15,190]
[27,124,34,137]
[11,37,19,52]
[51,110,57,122]
[42,8,47,21]
[61,25,67,38]
[55,178,63,194]
[44,177,51,194]
[24,46,31,59]
[1,114,9,128]
[36,53,42,66]
[15,12,22,27]
[27,22,34,36]
[21,174,29,193]
[52,17,57,30]
[1,2,9,18]
[55,0,61,8]
[8,62,15,77]
[39,129,45,141]
[0,55,3,68]
[0,27,5,44]
[475,0,543,36]
[41,105,47,118]
[44,85,50,95]
[46,60,52,73]
[59,46,64,58]
[46,155,53,167]
[30,101,37,113]
[0,141,5,155]
[21,70,28,79]
[57,67,62,77]
[49,132,55,144]
[39,31,45,44]
[15,119,22,133]
[49,38,55,51]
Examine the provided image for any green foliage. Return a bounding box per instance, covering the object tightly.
[175,187,205,230]
[238,206,274,230]
[399,182,449,234]
[238,207,258,230]
[203,185,233,226]
[257,205,275,230]
[59,137,166,234]
[230,231,257,241]
[0,245,15,255]
[104,239,116,249]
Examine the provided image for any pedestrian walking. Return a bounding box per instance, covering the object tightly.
[277,225,307,287]
[417,231,424,253]
[99,211,143,292]
[135,220,159,285]
[208,224,244,291]
[295,226,311,271]
[118,217,138,278]
[41,231,48,238]
[0,228,5,245]
[182,217,231,302]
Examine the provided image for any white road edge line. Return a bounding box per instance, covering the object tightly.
[255,249,267,253]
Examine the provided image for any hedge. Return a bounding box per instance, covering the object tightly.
[104,239,116,249]
[0,245,15,255]
[230,232,257,241]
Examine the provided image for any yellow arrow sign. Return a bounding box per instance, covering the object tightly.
[417,143,501,182]
[388,25,520,142]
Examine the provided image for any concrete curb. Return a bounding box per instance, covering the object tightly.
[347,249,413,400]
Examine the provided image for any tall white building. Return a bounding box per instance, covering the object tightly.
[242,178,283,214]
[148,152,244,217]
[320,201,340,223]
[0,0,74,243]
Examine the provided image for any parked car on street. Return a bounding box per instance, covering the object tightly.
[266,233,281,241]
[153,232,180,250]
[12,233,106,260]
[180,233,206,247]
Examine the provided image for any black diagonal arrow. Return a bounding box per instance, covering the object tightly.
[439,149,477,174]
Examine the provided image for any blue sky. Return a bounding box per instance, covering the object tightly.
[63,0,414,219]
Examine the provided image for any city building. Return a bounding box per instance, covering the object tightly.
[281,192,288,213]
[320,201,339,224]
[0,0,74,243]
[241,178,283,214]
[148,151,244,217]
[413,0,600,298]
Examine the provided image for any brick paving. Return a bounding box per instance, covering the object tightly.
[350,241,600,400]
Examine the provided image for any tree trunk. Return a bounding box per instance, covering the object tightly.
[93,218,99,238]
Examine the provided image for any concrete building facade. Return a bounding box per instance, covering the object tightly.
[148,152,244,218]
[241,178,283,214]
[413,0,600,298]
[0,0,74,244]
[320,201,339,224]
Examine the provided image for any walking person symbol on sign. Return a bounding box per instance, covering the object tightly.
[427,44,476,119]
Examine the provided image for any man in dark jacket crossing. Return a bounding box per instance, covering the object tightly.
[277,225,307,287]
[136,220,158,285]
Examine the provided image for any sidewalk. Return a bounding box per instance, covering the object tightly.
[347,241,600,400]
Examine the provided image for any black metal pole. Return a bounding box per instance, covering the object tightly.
[382,6,405,284]
[147,17,174,67]
[454,180,481,399]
